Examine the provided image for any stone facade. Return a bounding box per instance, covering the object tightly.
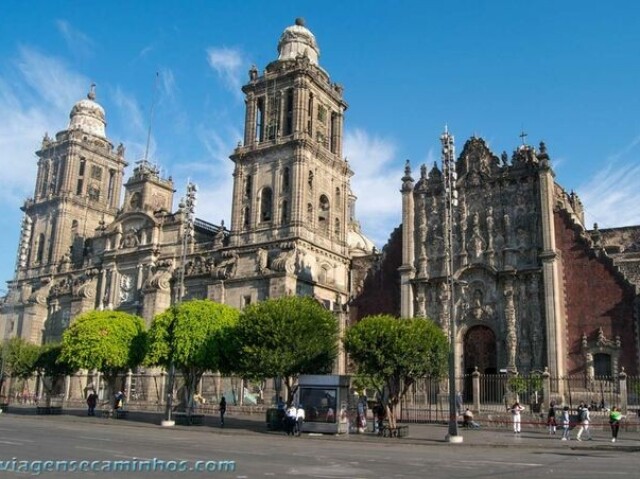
[0,19,376,375]
[400,136,640,379]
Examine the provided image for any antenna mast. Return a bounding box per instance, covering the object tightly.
[143,72,160,163]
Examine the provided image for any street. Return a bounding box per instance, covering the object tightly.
[0,414,637,478]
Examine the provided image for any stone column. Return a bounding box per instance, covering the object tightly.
[63,375,71,404]
[125,369,133,402]
[542,367,551,410]
[244,93,256,146]
[618,369,628,414]
[399,161,415,318]
[538,155,565,383]
[158,371,167,406]
[471,368,480,412]
[503,275,517,373]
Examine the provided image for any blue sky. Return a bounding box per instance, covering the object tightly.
[1,0,640,289]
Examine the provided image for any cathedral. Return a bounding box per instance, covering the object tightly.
[2,19,640,381]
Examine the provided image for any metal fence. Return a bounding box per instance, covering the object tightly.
[3,371,639,422]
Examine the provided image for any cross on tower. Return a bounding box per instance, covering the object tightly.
[519,130,528,145]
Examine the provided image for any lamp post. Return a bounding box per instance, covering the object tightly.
[161,181,197,427]
[441,128,463,443]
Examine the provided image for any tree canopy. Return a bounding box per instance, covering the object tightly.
[1,337,40,380]
[344,314,448,428]
[60,310,146,379]
[233,296,339,403]
[146,299,239,410]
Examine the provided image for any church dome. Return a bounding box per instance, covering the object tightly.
[68,84,106,138]
[348,225,376,257]
[277,18,320,65]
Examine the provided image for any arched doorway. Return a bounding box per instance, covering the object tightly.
[464,325,497,374]
[463,325,497,403]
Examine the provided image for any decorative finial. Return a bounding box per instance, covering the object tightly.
[539,141,547,154]
[220,219,225,228]
[295,17,305,27]
[87,83,96,101]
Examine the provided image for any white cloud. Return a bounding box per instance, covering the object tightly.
[206,47,244,97]
[169,126,240,225]
[0,48,89,205]
[344,128,402,247]
[579,137,640,228]
[55,20,94,58]
[159,68,177,102]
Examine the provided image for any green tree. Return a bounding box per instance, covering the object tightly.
[344,314,448,429]
[0,337,40,400]
[233,296,339,405]
[34,343,75,406]
[60,310,146,399]
[146,299,239,413]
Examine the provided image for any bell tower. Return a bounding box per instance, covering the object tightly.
[229,18,351,257]
[18,85,127,278]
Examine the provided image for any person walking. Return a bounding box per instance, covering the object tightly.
[510,402,525,434]
[86,390,97,416]
[547,401,557,435]
[576,403,592,441]
[219,396,227,428]
[609,406,624,443]
[561,405,571,441]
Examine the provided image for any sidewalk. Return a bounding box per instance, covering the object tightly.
[5,405,640,451]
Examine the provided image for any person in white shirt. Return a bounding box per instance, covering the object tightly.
[296,405,305,434]
[285,404,297,435]
[576,403,592,441]
[510,402,525,434]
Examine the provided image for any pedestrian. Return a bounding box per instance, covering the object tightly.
[576,403,592,441]
[609,406,624,443]
[510,402,525,434]
[561,405,571,441]
[285,403,297,435]
[86,390,97,416]
[219,396,227,427]
[547,401,557,435]
[296,404,305,435]
[114,391,124,411]
[463,408,477,429]
[357,396,367,433]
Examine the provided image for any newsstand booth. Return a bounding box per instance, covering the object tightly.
[297,374,350,434]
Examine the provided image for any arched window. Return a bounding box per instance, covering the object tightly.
[282,167,290,192]
[281,200,289,224]
[243,207,250,227]
[36,233,45,263]
[308,170,314,191]
[334,218,340,237]
[318,195,330,234]
[260,188,273,222]
[245,175,253,198]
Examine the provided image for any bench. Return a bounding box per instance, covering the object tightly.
[174,412,205,426]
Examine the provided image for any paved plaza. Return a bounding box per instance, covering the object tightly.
[1,408,639,478]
